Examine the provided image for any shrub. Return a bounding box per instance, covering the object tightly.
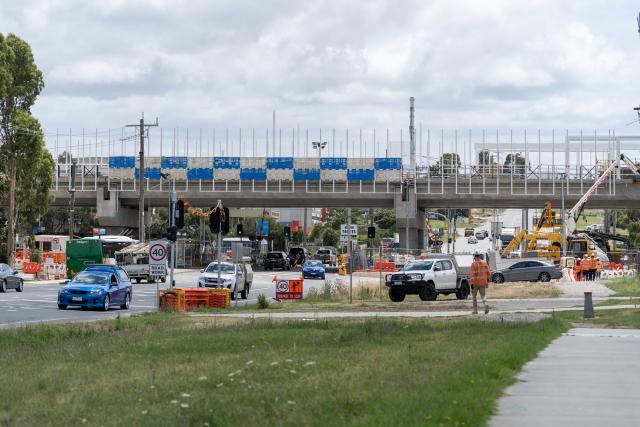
[257,293,269,309]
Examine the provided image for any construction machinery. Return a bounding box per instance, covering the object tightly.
[501,154,639,261]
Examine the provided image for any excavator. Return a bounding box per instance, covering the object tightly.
[501,154,639,261]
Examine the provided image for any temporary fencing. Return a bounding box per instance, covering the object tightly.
[158,288,230,312]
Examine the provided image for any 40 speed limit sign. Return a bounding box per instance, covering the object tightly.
[148,240,168,276]
[275,278,303,300]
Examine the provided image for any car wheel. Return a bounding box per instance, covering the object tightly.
[135,278,141,284]
[492,273,505,284]
[148,277,155,284]
[16,279,23,292]
[538,272,551,282]
[321,275,325,280]
[456,282,470,300]
[246,282,251,296]
[419,283,437,301]
[0,280,6,293]
[102,294,110,311]
[388,287,406,302]
[240,283,248,300]
[120,292,131,310]
[58,304,67,310]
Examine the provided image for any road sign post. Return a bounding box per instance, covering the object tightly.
[149,240,168,311]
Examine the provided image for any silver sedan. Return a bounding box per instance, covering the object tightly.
[492,260,562,283]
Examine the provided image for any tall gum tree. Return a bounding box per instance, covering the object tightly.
[0,34,45,266]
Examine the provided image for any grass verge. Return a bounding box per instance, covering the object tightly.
[553,307,640,329]
[603,277,640,297]
[0,314,568,427]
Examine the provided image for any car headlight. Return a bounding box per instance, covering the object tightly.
[90,290,102,295]
[385,274,392,282]
[408,273,423,280]
[60,288,71,294]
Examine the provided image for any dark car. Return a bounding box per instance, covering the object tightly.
[287,247,309,268]
[492,260,562,283]
[264,252,290,271]
[57,265,132,311]
[464,228,475,237]
[0,263,23,292]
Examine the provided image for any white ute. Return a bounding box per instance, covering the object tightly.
[384,256,471,302]
[198,261,253,300]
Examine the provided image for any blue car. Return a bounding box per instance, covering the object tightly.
[58,265,132,311]
[302,260,326,280]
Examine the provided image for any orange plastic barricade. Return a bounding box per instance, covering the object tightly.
[374,261,397,272]
[207,289,230,308]
[183,288,209,310]
[23,262,42,274]
[158,289,186,312]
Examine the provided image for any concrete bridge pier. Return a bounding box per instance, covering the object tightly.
[96,186,146,235]
[395,188,425,252]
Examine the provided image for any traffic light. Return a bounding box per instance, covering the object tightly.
[166,225,177,242]
[221,207,230,235]
[368,226,376,239]
[283,226,291,238]
[236,223,244,236]
[175,200,185,229]
[209,207,221,233]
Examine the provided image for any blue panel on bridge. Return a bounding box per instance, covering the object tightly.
[214,157,241,169]
[266,157,294,169]
[320,157,348,170]
[161,156,188,169]
[109,156,135,169]
[347,169,374,181]
[187,168,214,180]
[240,168,267,180]
[293,168,321,180]
[134,168,161,180]
[374,158,402,170]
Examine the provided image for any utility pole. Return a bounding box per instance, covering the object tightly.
[68,159,77,239]
[126,114,158,243]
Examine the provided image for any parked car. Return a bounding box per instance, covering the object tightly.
[464,228,475,237]
[302,260,326,280]
[287,247,309,268]
[198,262,253,299]
[475,231,486,240]
[0,263,23,292]
[385,256,470,302]
[314,247,337,266]
[467,236,478,244]
[57,265,132,311]
[491,260,562,283]
[264,251,290,270]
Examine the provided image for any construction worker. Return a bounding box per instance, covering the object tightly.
[590,255,598,281]
[470,252,491,314]
[574,258,582,281]
[595,257,602,281]
[581,255,592,281]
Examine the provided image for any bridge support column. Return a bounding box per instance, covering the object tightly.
[395,188,425,253]
[97,186,147,236]
[521,208,529,251]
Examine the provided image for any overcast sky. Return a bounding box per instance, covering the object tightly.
[2,0,640,138]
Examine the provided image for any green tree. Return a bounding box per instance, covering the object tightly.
[0,34,45,266]
[430,153,460,175]
[321,228,339,247]
[503,153,526,175]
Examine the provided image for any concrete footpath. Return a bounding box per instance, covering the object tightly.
[490,328,640,427]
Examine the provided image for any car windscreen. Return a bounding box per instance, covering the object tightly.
[71,272,109,284]
[305,260,323,267]
[404,261,434,271]
[267,253,282,259]
[289,249,304,255]
[316,250,330,255]
[205,263,235,273]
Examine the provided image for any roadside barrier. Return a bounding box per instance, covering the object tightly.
[158,288,230,312]
[557,267,576,283]
[22,262,42,275]
[43,263,67,280]
[373,261,397,272]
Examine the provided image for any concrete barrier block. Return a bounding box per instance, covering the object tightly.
[321,169,347,181]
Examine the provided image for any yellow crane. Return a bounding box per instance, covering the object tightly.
[501,154,640,261]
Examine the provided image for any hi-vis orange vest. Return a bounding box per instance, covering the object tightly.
[582,258,592,270]
[470,260,491,286]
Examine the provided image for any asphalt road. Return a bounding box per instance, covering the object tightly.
[0,270,339,328]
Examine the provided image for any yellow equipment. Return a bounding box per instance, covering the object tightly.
[338,253,348,276]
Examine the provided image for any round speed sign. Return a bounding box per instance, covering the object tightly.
[149,243,168,262]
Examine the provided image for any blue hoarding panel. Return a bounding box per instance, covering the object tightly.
[240,168,267,180]
[214,157,241,169]
[161,156,188,169]
[320,157,347,170]
[293,169,320,180]
[267,157,294,169]
[347,169,374,181]
[134,168,161,179]
[109,156,135,169]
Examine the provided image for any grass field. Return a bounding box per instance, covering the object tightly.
[603,277,640,297]
[0,314,568,427]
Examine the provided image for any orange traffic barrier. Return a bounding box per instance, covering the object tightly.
[374,261,397,272]
[159,288,231,311]
[158,289,186,312]
[207,288,230,308]
[183,288,209,310]
[23,262,42,274]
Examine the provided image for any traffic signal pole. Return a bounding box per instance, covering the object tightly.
[169,192,177,288]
